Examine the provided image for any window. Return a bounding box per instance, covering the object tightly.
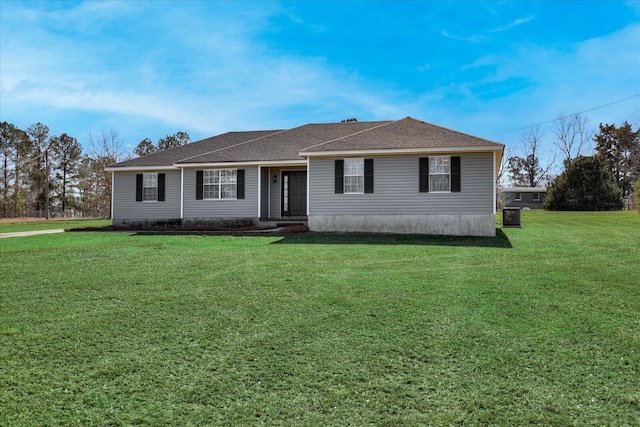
[532,192,540,201]
[143,173,158,201]
[429,156,450,192]
[335,159,373,194]
[203,169,237,199]
[344,158,364,194]
[136,173,165,202]
[419,156,460,193]
[515,192,521,201]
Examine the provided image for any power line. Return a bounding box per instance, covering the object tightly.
[485,93,640,138]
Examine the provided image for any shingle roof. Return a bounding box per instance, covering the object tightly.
[300,117,503,153]
[108,117,503,169]
[177,120,392,164]
[108,130,280,168]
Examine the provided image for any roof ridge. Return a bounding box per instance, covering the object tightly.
[299,119,397,152]
[175,129,287,163]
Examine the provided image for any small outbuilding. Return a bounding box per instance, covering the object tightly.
[500,187,547,209]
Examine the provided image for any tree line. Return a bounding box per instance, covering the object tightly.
[2,115,638,218]
[501,114,640,211]
[0,122,190,218]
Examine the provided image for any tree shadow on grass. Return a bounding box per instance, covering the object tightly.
[270,228,512,248]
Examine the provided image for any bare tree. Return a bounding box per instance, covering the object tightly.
[553,113,592,167]
[496,143,514,188]
[86,130,130,218]
[507,127,556,187]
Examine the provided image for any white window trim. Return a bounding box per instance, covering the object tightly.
[142,172,158,202]
[429,156,451,193]
[532,192,539,201]
[515,192,522,201]
[203,169,238,200]
[344,158,365,195]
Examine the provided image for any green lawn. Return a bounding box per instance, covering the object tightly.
[0,218,111,233]
[1,211,639,426]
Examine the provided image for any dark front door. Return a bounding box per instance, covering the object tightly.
[282,171,307,217]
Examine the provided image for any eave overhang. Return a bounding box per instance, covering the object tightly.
[104,165,180,172]
[174,159,307,168]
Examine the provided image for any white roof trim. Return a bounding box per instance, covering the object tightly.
[105,165,180,172]
[299,145,504,157]
[175,159,307,168]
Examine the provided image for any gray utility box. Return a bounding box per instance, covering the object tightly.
[502,207,521,228]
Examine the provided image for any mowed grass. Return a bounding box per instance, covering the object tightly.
[1,211,639,426]
[0,218,111,233]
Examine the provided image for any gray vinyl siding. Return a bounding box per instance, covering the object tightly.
[112,171,181,219]
[182,167,259,218]
[309,153,495,215]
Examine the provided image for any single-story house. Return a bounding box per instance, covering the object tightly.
[500,187,547,209]
[106,117,504,236]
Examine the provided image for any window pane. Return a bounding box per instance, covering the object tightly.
[204,184,219,199]
[345,159,363,176]
[143,187,158,201]
[221,184,236,199]
[204,170,215,185]
[345,176,363,193]
[429,174,449,192]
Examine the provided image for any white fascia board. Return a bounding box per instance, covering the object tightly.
[176,160,306,168]
[299,145,504,157]
[105,165,179,172]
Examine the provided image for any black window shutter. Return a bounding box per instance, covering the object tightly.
[364,158,374,193]
[335,160,344,194]
[451,156,461,192]
[419,157,429,192]
[196,170,203,200]
[157,173,165,201]
[236,169,245,199]
[136,174,143,201]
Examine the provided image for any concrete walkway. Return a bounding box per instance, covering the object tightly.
[0,229,66,239]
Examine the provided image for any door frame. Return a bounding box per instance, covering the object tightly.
[281,170,307,217]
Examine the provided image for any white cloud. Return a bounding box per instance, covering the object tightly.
[440,30,483,43]
[489,15,535,32]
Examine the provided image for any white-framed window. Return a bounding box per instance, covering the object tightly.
[203,169,237,199]
[515,192,522,201]
[532,192,539,201]
[143,173,158,201]
[344,158,364,194]
[429,156,450,192]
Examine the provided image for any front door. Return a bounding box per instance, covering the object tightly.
[282,171,307,217]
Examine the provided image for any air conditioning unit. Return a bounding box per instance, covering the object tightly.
[502,207,521,228]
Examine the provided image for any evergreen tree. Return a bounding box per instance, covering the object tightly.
[544,156,623,211]
[50,133,82,214]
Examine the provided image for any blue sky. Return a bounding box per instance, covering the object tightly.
[1,0,639,158]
